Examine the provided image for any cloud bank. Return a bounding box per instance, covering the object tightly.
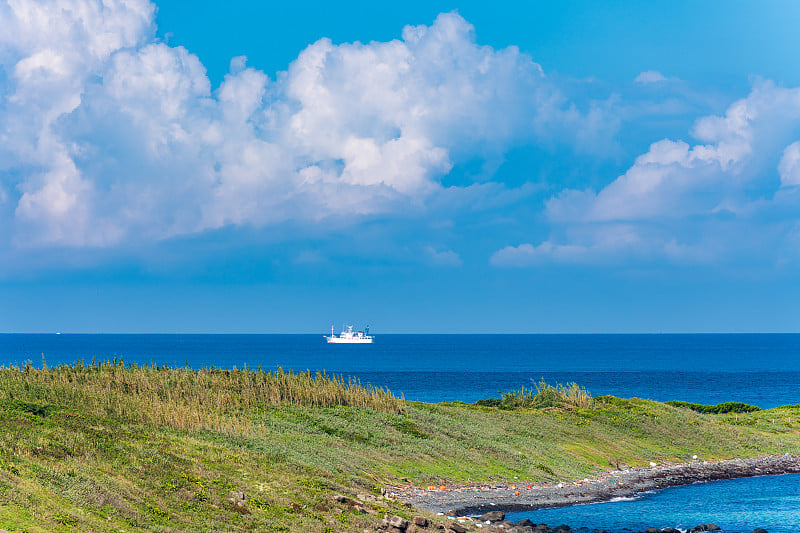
[0,0,612,249]
[493,81,800,267]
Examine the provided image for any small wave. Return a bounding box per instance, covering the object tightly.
[604,495,641,503]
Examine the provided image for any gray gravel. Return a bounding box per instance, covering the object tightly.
[393,455,800,515]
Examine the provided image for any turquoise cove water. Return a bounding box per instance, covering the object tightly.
[505,474,800,533]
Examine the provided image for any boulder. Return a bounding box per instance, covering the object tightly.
[661,529,680,533]
[517,519,534,527]
[645,529,660,533]
[448,523,467,533]
[333,494,352,504]
[389,515,410,530]
[752,530,768,533]
[479,511,506,523]
[414,516,430,528]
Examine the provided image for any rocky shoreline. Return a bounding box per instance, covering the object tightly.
[393,455,800,516]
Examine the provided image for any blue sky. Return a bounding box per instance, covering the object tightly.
[2,0,800,333]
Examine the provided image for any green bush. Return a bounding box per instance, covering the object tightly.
[475,379,593,410]
[666,400,761,414]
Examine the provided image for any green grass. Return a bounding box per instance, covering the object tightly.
[1,362,799,532]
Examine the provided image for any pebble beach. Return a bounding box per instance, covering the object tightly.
[394,455,800,516]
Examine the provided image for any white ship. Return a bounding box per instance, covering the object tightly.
[325,325,373,344]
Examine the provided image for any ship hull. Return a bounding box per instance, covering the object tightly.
[325,337,373,344]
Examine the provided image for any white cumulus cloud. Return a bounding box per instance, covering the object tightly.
[0,2,614,249]
[495,81,800,266]
[634,70,668,84]
[425,246,462,267]
[779,142,800,188]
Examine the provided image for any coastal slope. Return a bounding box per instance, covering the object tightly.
[1,364,799,532]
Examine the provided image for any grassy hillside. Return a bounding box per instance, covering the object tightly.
[1,363,799,532]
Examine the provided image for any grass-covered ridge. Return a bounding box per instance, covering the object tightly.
[1,363,799,532]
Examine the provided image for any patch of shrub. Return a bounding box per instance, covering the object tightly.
[666,400,761,414]
[475,380,594,410]
[53,513,78,526]
[393,419,428,439]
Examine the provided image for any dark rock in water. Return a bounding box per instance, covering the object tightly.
[533,525,554,533]
[690,525,721,532]
[645,528,660,533]
[479,510,505,522]
[661,528,680,533]
[554,525,571,532]
[517,519,534,527]
[752,529,768,533]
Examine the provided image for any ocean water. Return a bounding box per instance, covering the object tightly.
[2,333,800,407]
[2,333,800,531]
[505,473,800,533]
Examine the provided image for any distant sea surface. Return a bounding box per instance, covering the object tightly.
[1,333,799,407]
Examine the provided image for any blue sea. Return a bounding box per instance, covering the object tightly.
[2,333,800,531]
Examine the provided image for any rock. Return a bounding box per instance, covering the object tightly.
[752,529,768,533]
[517,519,534,527]
[407,525,420,533]
[533,525,553,533]
[500,521,517,528]
[413,516,430,527]
[646,529,660,533]
[690,526,721,532]
[479,511,506,523]
[334,494,351,503]
[661,529,680,533]
[554,526,571,532]
[377,518,390,530]
[449,524,467,533]
[389,527,407,533]
[389,515,410,531]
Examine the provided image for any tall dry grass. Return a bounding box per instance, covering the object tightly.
[0,361,403,432]
[490,379,594,409]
